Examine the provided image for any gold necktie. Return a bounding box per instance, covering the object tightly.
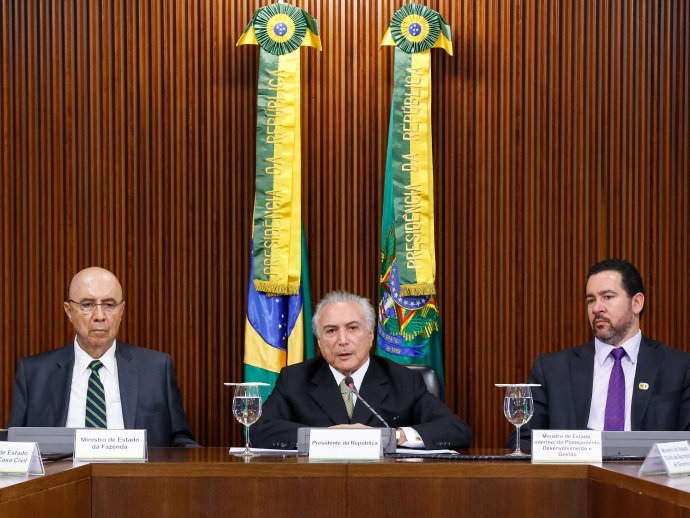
[339,379,354,419]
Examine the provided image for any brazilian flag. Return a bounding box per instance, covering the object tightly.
[244,225,315,398]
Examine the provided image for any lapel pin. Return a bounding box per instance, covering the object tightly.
[638,382,649,390]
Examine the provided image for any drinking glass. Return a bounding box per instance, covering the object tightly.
[503,385,534,457]
[232,384,263,457]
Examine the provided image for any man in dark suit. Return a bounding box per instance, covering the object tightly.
[8,267,197,447]
[514,259,690,449]
[251,290,472,450]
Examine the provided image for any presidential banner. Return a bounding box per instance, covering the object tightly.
[238,2,321,297]
[376,4,452,385]
[238,3,320,396]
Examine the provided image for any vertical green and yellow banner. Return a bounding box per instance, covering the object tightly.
[238,3,320,397]
[376,4,452,386]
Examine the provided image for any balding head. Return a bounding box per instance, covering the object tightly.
[68,267,123,301]
[64,267,125,358]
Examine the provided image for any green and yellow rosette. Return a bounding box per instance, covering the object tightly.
[380,4,452,297]
[381,3,452,55]
[238,3,321,295]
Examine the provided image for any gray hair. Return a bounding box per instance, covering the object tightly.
[311,290,377,338]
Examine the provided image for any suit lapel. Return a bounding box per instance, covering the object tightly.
[631,337,661,429]
[570,343,595,428]
[115,342,139,428]
[51,346,76,426]
[308,360,350,424]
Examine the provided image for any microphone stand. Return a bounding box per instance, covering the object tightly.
[344,377,396,451]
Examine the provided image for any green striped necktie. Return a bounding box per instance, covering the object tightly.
[86,360,107,428]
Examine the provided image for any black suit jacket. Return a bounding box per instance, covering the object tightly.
[7,341,197,447]
[251,355,472,450]
[512,336,690,448]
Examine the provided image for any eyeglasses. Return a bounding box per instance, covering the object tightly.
[67,300,123,315]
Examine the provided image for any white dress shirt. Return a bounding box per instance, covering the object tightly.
[587,330,642,431]
[328,359,424,448]
[66,339,125,429]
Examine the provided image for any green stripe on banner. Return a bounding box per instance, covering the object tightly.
[252,50,281,287]
[391,48,414,288]
[301,222,315,360]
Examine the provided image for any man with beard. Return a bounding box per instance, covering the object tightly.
[512,259,690,449]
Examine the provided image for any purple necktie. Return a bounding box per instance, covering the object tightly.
[604,347,626,431]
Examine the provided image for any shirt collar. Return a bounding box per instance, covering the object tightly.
[329,357,371,390]
[73,338,117,374]
[594,330,642,366]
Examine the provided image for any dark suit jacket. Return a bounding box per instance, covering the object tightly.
[251,355,472,450]
[7,341,197,447]
[512,336,690,448]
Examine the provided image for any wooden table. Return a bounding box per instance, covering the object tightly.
[1,448,690,518]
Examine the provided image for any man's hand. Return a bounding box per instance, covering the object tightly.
[330,424,408,445]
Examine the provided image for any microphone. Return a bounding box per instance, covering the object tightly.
[344,376,390,429]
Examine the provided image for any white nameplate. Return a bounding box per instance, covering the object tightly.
[638,441,690,477]
[74,429,147,462]
[0,442,44,476]
[531,429,602,463]
[308,428,382,460]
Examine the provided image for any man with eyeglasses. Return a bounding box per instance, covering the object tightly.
[7,266,197,447]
